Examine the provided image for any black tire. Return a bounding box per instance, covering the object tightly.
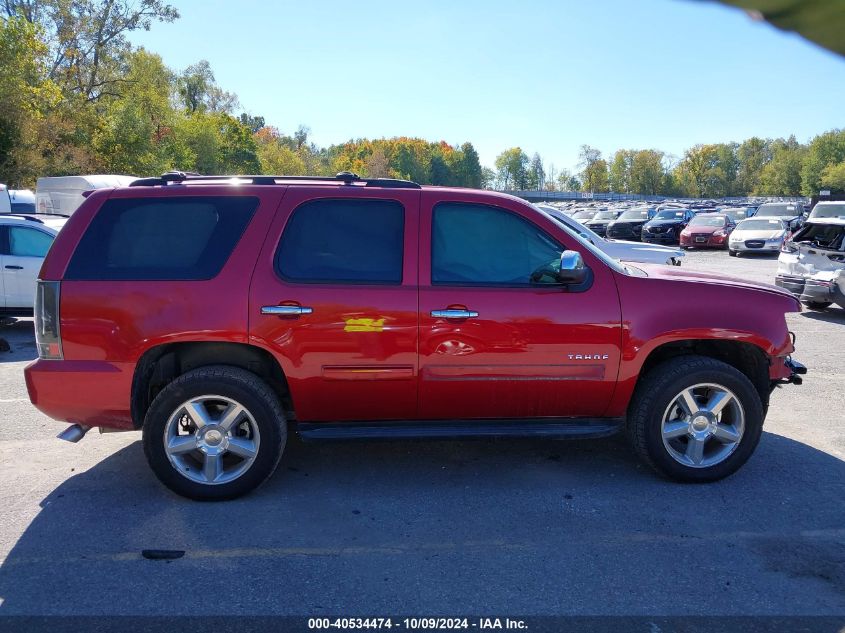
[803,301,831,311]
[680,245,689,250]
[728,249,738,257]
[627,355,763,483]
[142,365,286,501]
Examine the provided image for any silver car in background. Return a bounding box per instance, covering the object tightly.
[728,217,788,256]
[537,205,684,266]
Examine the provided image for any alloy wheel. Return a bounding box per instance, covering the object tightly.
[163,395,260,485]
[660,383,745,468]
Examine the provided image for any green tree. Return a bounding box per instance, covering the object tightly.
[4,0,179,102]
[481,166,496,189]
[674,144,724,197]
[578,145,608,192]
[801,129,845,195]
[629,149,665,195]
[608,149,633,193]
[428,152,451,185]
[179,60,238,113]
[0,14,61,185]
[254,126,305,175]
[365,147,389,178]
[583,160,608,193]
[454,142,482,188]
[736,137,772,195]
[93,48,180,175]
[294,124,310,150]
[388,142,426,183]
[239,113,265,133]
[494,147,529,189]
[177,111,258,174]
[556,168,579,191]
[714,142,739,196]
[819,162,845,192]
[526,152,545,189]
[757,136,806,195]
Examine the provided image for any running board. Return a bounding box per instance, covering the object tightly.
[296,418,624,441]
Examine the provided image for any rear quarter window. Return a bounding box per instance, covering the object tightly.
[65,196,258,281]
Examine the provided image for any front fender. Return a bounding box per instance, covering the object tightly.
[605,273,799,417]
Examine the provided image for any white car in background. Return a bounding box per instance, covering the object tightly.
[0,215,60,317]
[776,218,845,310]
[728,217,789,256]
[809,201,845,221]
[538,205,684,266]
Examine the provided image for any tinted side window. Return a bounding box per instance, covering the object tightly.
[9,227,53,257]
[432,202,562,285]
[276,199,404,284]
[65,196,258,281]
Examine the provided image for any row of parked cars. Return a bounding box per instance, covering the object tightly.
[545,197,845,312]
[549,200,811,254]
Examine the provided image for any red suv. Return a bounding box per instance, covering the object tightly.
[25,173,806,500]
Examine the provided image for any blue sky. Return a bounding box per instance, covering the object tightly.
[128,0,845,173]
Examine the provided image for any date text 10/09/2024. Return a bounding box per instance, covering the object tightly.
[308,618,528,630]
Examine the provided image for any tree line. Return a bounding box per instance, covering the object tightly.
[494,133,845,198]
[0,1,483,189]
[1,1,843,198]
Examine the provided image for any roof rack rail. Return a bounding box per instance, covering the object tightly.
[128,171,421,189]
[3,214,45,224]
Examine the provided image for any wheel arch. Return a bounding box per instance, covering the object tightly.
[131,341,292,429]
[633,339,771,412]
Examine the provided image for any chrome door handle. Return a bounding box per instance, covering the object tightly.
[431,309,479,319]
[261,305,313,316]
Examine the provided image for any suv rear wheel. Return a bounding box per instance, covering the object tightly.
[142,366,286,500]
[627,355,763,482]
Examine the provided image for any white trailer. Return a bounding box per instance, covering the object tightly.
[35,174,136,215]
[0,184,11,214]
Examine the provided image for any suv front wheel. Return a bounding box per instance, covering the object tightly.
[142,366,286,500]
[627,355,763,482]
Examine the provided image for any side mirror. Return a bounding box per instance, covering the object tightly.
[557,250,588,285]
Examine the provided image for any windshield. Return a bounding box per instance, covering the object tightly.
[618,208,651,220]
[811,203,845,219]
[571,210,596,220]
[689,215,726,227]
[654,210,686,220]
[757,204,800,217]
[533,204,629,275]
[737,219,784,231]
[592,210,617,220]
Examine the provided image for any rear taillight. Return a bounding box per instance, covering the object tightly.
[35,280,62,360]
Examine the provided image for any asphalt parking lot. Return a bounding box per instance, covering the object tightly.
[0,250,843,616]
